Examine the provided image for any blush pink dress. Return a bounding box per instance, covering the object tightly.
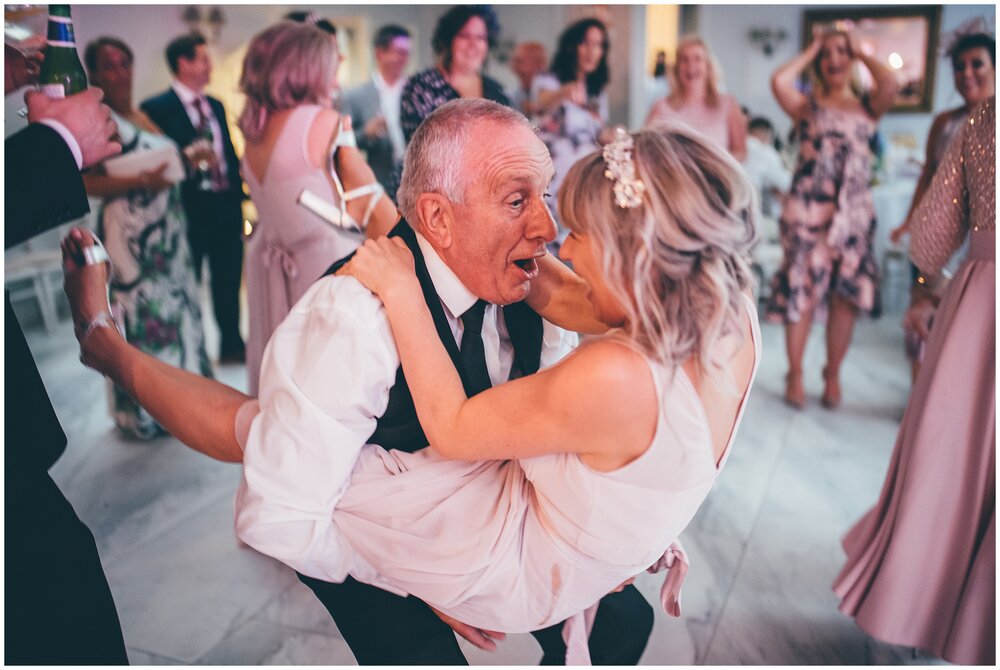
[243,105,365,394]
[834,98,995,665]
[236,296,761,662]
[644,94,737,153]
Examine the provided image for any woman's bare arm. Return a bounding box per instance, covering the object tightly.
[343,237,655,468]
[526,254,608,334]
[772,35,822,120]
[308,108,399,240]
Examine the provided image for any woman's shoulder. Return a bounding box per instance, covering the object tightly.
[563,337,655,396]
[405,67,445,90]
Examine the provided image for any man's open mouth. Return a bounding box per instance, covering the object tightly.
[513,257,540,277]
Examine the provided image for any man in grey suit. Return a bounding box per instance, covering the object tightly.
[342,25,411,195]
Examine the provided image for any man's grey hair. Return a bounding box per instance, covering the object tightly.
[396,98,536,225]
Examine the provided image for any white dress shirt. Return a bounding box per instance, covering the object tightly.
[372,70,406,164]
[171,79,229,182]
[235,231,577,582]
[742,135,791,220]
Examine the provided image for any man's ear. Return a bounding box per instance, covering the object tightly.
[415,193,455,249]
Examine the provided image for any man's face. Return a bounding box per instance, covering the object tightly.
[375,36,411,82]
[444,122,557,305]
[178,44,212,90]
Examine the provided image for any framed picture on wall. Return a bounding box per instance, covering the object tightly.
[803,6,942,113]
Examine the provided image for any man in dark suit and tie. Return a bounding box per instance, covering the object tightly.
[5,47,128,662]
[342,24,411,194]
[141,32,245,363]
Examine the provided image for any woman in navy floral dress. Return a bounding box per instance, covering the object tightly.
[768,29,897,409]
[392,6,510,198]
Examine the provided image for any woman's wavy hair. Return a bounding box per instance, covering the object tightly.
[668,35,722,108]
[550,18,610,98]
[238,22,337,143]
[558,124,757,381]
[432,5,500,72]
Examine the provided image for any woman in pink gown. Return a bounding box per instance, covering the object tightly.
[833,98,995,665]
[62,124,760,661]
[239,22,397,393]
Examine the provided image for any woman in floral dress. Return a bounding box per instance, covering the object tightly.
[84,37,211,439]
[532,18,612,247]
[767,29,897,408]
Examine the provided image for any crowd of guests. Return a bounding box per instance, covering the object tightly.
[4,5,993,666]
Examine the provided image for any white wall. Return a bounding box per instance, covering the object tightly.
[697,4,995,148]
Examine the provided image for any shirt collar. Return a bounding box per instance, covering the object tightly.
[372,70,404,96]
[171,79,203,107]
[414,230,478,320]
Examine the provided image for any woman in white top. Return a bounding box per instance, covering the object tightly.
[239,21,397,393]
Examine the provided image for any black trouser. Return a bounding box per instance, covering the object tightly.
[6,470,129,665]
[184,190,245,357]
[299,574,653,665]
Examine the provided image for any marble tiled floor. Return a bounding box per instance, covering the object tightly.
[23,300,950,665]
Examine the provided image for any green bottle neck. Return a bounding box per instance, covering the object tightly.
[47,5,77,46]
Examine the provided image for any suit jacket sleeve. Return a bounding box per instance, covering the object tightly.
[5,124,89,249]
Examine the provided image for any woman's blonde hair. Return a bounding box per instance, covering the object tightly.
[558,124,756,378]
[668,35,722,108]
[238,22,337,143]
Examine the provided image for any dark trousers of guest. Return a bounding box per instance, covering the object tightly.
[184,189,245,358]
[6,470,129,664]
[299,574,653,665]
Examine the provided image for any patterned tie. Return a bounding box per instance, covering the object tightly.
[194,97,227,191]
[459,300,492,397]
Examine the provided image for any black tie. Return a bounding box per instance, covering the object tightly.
[460,300,492,396]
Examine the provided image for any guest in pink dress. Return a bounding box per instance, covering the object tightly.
[61,104,761,662]
[645,35,746,160]
[238,21,398,393]
[767,29,898,409]
[891,31,994,383]
[834,97,995,666]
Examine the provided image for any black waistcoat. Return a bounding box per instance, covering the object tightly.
[324,219,543,453]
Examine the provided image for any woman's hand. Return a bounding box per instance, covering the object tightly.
[140,161,173,193]
[339,236,420,305]
[561,80,587,107]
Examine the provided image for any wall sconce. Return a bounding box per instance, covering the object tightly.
[181,6,226,42]
[748,28,787,57]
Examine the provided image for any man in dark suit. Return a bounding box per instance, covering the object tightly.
[140,32,245,363]
[342,24,411,194]
[5,54,128,662]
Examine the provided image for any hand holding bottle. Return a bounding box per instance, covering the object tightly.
[25,87,121,167]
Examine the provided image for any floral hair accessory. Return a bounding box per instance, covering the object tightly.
[305,11,322,26]
[602,127,645,209]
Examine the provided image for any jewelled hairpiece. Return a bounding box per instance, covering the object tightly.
[305,11,322,26]
[602,127,645,209]
[939,16,994,57]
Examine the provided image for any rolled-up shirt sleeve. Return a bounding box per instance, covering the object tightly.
[234,277,399,582]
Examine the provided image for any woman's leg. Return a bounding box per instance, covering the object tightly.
[822,294,859,408]
[784,311,813,408]
[64,227,248,462]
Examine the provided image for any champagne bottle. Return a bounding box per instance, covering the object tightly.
[38,5,87,98]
